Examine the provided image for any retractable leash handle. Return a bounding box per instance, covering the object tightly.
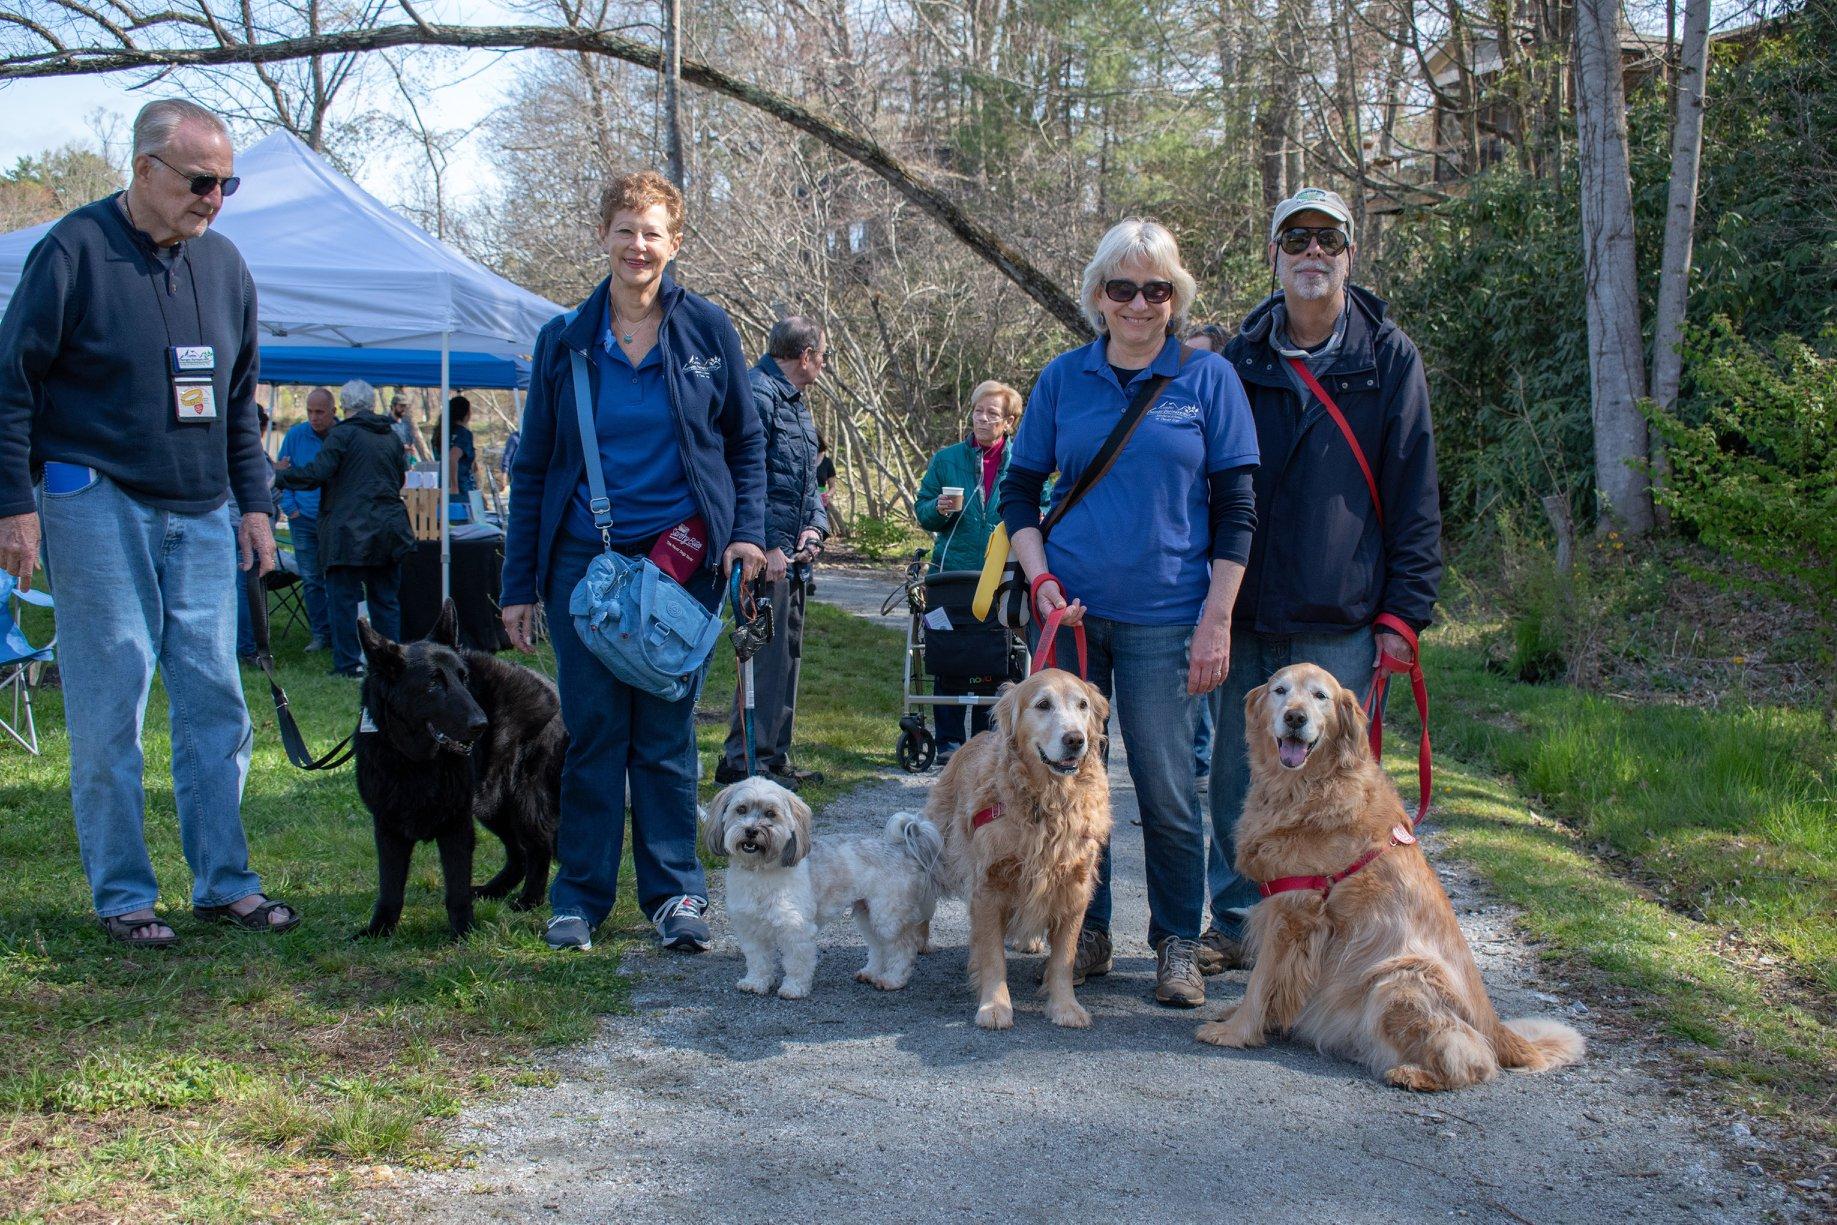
[1367,612,1430,828]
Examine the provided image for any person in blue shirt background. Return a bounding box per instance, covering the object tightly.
[445,393,478,521]
[1001,218,1259,1012]
[275,386,336,651]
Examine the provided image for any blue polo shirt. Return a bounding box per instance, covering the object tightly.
[277,420,327,520]
[1011,334,1258,625]
[564,319,698,546]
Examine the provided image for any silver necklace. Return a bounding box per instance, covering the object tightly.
[613,302,657,345]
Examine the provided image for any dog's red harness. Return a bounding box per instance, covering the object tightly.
[1257,822,1418,899]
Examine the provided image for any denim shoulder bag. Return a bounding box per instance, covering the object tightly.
[564,335,724,701]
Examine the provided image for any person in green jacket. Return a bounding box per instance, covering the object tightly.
[913,379,1025,762]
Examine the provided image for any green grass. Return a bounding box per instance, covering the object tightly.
[0,597,903,1222]
[1415,617,1836,1143]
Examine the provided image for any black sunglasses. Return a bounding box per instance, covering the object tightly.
[1277,226,1348,256]
[1103,278,1175,305]
[150,152,241,198]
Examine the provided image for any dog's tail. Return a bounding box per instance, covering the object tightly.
[886,812,948,897]
[1493,1016,1586,1072]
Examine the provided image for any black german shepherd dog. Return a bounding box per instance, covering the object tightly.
[354,601,565,938]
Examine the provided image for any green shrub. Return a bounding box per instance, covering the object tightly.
[1646,321,1837,717]
[850,512,924,563]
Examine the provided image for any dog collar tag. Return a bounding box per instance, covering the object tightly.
[1392,823,1416,845]
[359,706,379,735]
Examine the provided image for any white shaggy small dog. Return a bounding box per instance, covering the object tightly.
[702,776,944,999]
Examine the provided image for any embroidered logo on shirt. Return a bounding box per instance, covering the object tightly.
[684,355,724,379]
[1148,398,1202,425]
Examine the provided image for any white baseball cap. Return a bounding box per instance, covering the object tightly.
[1269,187,1354,244]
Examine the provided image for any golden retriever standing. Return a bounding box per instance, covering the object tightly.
[1196,663,1583,1090]
[926,669,1111,1030]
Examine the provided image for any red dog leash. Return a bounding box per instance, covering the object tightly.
[1030,573,1088,679]
[1368,612,1431,828]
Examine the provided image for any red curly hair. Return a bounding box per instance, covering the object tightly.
[598,170,685,238]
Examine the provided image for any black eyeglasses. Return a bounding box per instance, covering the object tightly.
[1103,278,1175,305]
[150,153,241,198]
[1277,226,1348,256]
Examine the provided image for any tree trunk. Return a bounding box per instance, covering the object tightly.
[661,0,685,188]
[1648,0,1712,521]
[1573,0,1653,534]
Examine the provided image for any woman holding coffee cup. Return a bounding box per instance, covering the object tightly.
[913,379,1026,764]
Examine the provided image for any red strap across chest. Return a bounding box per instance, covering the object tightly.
[972,803,1003,831]
[1256,824,1417,899]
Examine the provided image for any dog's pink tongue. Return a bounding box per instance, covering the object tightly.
[1277,738,1310,768]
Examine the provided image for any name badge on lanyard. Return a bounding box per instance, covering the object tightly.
[169,346,218,422]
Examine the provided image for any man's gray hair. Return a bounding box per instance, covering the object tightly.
[767,316,824,361]
[132,99,231,159]
[338,379,376,413]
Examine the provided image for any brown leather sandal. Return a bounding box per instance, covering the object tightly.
[98,914,178,949]
[192,897,301,933]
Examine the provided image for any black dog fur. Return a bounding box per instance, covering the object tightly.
[354,601,564,938]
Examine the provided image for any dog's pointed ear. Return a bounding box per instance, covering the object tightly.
[358,618,405,680]
[429,598,460,648]
[782,791,813,867]
[1333,684,1371,769]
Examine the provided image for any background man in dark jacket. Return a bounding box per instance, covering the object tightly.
[1200,187,1443,974]
[274,379,414,678]
[0,98,297,947]
[715,316,828,788]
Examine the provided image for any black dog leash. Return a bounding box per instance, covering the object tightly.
[246,567,360,771]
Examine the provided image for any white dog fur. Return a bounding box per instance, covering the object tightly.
[703,777,945,998]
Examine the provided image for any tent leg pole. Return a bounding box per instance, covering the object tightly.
[440,332,451,606]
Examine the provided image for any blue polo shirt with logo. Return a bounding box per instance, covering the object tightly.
[1010,334,1259,625]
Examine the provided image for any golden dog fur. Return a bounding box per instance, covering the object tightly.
[1196,663,1584,1090]
[925,669,1112,1030]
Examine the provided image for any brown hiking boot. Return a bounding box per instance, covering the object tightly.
[1154,936,1206,1008]
[1071,927,1112,986]
[1196,928,1249,976]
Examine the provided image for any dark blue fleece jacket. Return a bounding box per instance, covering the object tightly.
[500,273,766,608]
[0,194,270,519]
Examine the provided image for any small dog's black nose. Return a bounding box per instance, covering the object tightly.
[467,712,488,734]
[1283,709,1308,730]
[1063,731,1085,752]
[743,826,761,840]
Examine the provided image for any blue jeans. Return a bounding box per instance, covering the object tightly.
[324,563,401,674]
[1193,689,1216,777]
[545,532,711,927]
[289,514,332,643]
[36,474,263,918]
[1039,616,1206,948]
[1206,626,1377,940]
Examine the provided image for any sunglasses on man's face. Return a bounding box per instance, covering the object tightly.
[1277,226,1348,256]
[150,153,241,198]
[1103,278,1175,305]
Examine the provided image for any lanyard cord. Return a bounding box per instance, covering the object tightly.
[123,196,207,352]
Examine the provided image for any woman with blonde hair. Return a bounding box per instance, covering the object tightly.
[500,170,766,955]
[999,217,1259,1010]
[914,378,1027,763]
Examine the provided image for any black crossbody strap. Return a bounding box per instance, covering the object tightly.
[248,567,360,771]
[1039,343,1192,539]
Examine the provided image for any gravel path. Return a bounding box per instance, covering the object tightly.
[390,569,1794,1223]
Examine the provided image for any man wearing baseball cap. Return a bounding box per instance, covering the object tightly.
[1197,187,1443,975]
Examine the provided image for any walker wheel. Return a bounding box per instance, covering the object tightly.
[896,723,936,773]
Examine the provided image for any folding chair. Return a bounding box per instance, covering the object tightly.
[0,572,55,756]
[264,548,309,641]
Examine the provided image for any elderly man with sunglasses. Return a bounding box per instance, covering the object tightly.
[0,98,300,949]
[1196,187,1442,976]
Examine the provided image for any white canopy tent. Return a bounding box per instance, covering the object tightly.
[0,129,562,599]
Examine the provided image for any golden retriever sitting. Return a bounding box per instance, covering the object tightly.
[925,669,1111,1030]
[1196,663,1584,1091]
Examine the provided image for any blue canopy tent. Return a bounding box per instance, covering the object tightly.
[259,346,531,390]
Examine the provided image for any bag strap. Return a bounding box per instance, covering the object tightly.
[1040,344,1192,539]
[567,341,614,549]
[1286,357,1382,529]
[247,567,359,772]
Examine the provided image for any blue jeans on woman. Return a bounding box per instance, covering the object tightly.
[544,532,711,928]
[324,562,401,674]
[1039,615,1206,949]
[1206,626,1377,941]
[36,473,264,919]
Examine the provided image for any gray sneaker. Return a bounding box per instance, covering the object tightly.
[304,637,328,654]
[544,915,592,951]
[1154,936,1206,1007]
[1196,928,1248,976]
[652,895,711,952]
[1071,926,1112,986]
